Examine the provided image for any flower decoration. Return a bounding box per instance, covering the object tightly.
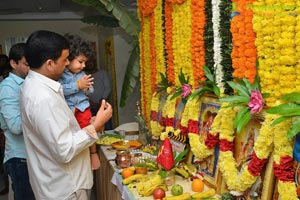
[170,69,191,100]
[156,73,173,94]
[219,76,266,133]
[190,65,220,100]
[267,92,300,139]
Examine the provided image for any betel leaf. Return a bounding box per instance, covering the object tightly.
[233,106,249,129]
[267,103,300,117]
[281,92,300,104]
[287,118,300,139]
[227,81,249,97]
[236,110,252,134]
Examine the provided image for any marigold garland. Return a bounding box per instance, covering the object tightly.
[138,0,158,17]
[150,92,166,137]
[171,0,193,86]
[191,0,206,86]
[188,97,215,159]
[230,0,257,83]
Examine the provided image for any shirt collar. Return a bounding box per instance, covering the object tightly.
[9,72,24,85]
[28,70,61,93]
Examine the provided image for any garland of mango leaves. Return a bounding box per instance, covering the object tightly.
[203,0,214,71]
[219,0,233,94]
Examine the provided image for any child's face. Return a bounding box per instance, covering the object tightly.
[67,54,88,74]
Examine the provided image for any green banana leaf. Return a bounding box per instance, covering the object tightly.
[120,42,140,107]
[267,103,300,117]
[99,0,140,37]
[72,0,111,15]
[81,15,119,27]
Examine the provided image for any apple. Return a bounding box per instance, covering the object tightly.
[153,187,166,199]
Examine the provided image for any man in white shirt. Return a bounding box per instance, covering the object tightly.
[19,30,112,200]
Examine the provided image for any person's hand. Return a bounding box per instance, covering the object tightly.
[78,74,94,92]
[90,154,100,170]
[91,100,112,132]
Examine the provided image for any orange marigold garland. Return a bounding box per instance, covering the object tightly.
[164,1,175,85]
[230,0,257,84]
[138,0,158,17]
[191,0,206,86]
[150,14,157,93]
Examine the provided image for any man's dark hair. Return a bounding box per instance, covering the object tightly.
[25,30,69,69]
[9,43,26,65]
[64,33,94,61]
[0,54,9,75]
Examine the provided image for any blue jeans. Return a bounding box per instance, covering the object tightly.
[4,158,35,200]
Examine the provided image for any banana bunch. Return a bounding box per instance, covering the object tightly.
[136,174,164,196]
[163,192,191,200]
[191,188,216,199]
[142,145,158,155]
[174,164,197,179]
[122,174,147,185]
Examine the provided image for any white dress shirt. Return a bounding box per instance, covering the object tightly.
[20,70,97,200]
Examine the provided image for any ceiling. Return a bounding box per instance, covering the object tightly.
[0,0,137,19]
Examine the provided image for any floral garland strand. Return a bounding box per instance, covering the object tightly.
[160,88,177,140]
[154,0,166,81]
[171,0,193,86]
[252,0,298,107]
[164,1,175,85]
[219,0,233,94]
[230,0,257,83]
[188,98,215,159]
[203,0,214,72]
[190,0,206,86]
[211,0,225,95]
[150,92,166,137]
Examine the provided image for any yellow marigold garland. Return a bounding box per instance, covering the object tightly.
[188,97,215,159]
[150,92,165,137]
[171,0,193,86]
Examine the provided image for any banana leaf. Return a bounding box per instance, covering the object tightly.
[99,0,140,37]
[72,0,111,15]
[81,15,119,27]
[288,118,300,139]
[267,103,300,116]
[120,42,140,107]
[281,92,300,104]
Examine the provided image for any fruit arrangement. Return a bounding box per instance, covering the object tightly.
[96,134,124,145]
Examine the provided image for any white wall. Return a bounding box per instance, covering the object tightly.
[0,20,140,126]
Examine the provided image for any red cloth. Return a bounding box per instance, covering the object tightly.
[74,107,92,128]
[156,137,175,170]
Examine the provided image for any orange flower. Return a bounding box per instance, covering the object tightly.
[138,0,158,17]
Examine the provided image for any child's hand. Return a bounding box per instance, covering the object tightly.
[78,74,94,92]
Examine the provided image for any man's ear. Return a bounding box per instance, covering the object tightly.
[9,59,17,70]
[45,59,55,72]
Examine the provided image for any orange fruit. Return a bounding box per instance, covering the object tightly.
[121,167,134,179]
[191,178,204,192]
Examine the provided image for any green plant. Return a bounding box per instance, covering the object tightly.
[219,76,266,133]
[267,92,300,139]
[190,65,220,99]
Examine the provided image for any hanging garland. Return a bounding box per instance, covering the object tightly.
[203,0,214,73]
[230,0,257,83]
[252,0,299,107]
[150,92,166,137]
[138,0,158,17]
[190,0,206,86]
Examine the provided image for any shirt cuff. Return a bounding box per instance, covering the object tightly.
[83,125,99,139]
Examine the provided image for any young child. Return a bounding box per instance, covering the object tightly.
[59,33,101,170]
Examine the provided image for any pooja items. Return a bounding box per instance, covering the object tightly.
[115,150,131,168]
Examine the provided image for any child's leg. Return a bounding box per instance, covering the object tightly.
[75,108,100,170]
